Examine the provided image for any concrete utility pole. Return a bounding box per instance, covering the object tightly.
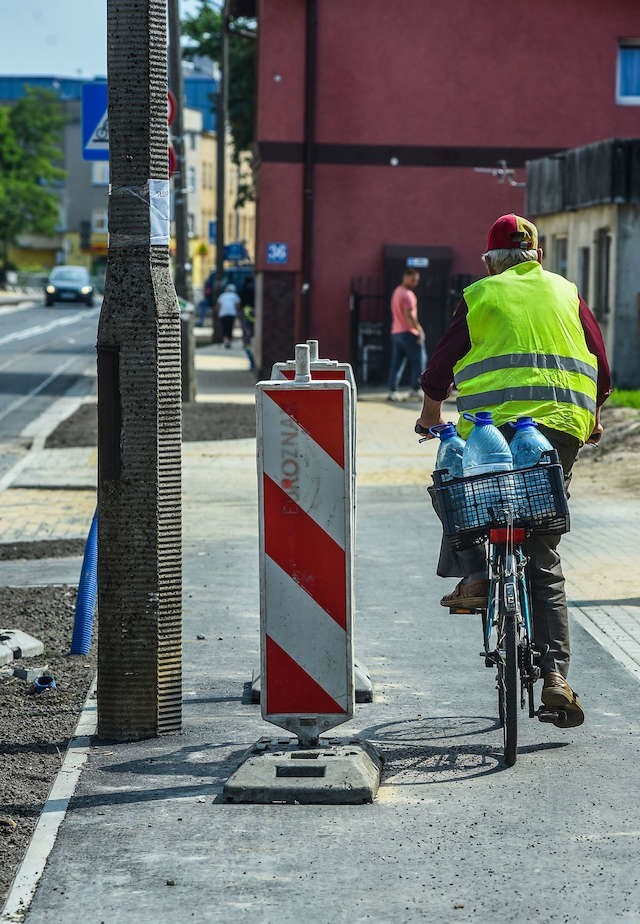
[168,0,193,303]
[215,0,229,290]
[97,0,182,740]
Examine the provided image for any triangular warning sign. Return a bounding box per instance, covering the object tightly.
[87,110,109,150]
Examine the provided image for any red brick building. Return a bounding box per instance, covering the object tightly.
[254,1,640,378]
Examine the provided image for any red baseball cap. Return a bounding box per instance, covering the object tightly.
[486,214,538,251]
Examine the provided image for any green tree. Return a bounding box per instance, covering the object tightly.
[0,88,66,272]
[182,1,257,203]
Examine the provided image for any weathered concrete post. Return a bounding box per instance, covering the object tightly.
[97,0,182,740]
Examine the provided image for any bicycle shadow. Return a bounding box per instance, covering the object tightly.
[358,715,568,784]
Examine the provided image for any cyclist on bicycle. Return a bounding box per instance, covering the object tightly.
[415,214,611,728]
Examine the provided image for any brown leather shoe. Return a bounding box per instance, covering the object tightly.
[541,671,584,728]
[440,579,488,609]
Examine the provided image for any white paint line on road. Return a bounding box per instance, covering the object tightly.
[0,355,79,427]
[571,604,640,683]
[0,360,96,495]
[0,301,35,316]
[0,310,92,348]
[0,679,97,923]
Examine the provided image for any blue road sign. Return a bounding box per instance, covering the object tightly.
[224,241,248,261]
[267,242,288,264]
[82,83,109,161]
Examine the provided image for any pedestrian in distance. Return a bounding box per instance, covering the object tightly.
[216,283,241,349]
[415,213,611,728]
[387,267,426,402]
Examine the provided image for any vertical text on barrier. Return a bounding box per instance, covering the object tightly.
[256,378,354,744]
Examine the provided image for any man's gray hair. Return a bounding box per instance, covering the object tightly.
[483,248,538,274]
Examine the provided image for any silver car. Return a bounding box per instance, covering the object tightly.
[45,265,95,307]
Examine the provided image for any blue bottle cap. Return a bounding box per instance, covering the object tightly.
[439,423,457,440]
[462,411,494,426]
[511,416,538,429]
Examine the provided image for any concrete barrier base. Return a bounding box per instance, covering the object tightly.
[222,736,382,805]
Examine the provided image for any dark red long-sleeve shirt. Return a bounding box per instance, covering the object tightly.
[420,295,612,407]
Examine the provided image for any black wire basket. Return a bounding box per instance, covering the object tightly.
[427,450,570,550]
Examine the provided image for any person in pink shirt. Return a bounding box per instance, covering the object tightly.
[387,268,424,401]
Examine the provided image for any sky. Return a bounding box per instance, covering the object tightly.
[0,0,203,78]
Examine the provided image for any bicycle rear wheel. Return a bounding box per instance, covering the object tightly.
[502,611,518,766]
[495,563,518,766]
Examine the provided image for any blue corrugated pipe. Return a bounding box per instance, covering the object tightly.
[70,507,98,655]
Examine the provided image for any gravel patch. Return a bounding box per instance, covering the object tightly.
[0,539,86,561]
[0,586,97,907]
[44,401,256,448]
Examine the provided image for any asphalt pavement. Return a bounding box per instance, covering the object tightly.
[2,339,640,923]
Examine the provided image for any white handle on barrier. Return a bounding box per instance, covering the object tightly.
[295,343,311,383]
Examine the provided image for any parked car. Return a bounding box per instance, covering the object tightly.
[44,265,95,307]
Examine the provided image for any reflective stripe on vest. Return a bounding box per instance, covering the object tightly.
[454,262,598,443]
[454,352,598,387]
[457,385,596,415]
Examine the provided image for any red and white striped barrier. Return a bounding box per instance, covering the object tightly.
[270,339,357,503]
[256,344,354,744]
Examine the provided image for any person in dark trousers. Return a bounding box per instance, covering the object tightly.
[240,276,256,371]
[387,268,424,401]
[415,213,611,728]
[216,283,241,348]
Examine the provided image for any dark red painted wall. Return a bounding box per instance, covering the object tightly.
[256,0,640,363]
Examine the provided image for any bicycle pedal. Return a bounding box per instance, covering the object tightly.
[536,707,567,724]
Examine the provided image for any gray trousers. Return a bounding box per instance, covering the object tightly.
[436,425,580,679]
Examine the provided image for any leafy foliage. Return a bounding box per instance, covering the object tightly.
[182,1,256,202]
[0,88,66,267]
[608,390,640,410]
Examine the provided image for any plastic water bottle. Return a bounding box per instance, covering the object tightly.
[461,411,515,524]
[430,423,465,478]
[509,416,553,468]
[509,416,554,517]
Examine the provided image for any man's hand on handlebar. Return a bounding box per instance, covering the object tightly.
[585,407,604,446]
[586,422,604,445]
[415,395,446,439]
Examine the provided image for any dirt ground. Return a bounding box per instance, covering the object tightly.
[571,404,640,496]
[0,400,637,908]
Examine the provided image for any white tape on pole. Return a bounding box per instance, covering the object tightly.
[256,377,354,744]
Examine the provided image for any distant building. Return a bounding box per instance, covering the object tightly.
[0,71,218,130]
[254,1,640,378]
[0,72,255,290]
[527,139,640,389]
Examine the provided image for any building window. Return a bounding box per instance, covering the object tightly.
[91,162,109,185]
[553,236,568,278]
[187,166,197,193]
[617,41,640,104]
[593,229,611,321]
[187,213,195,237]
[578,247,590,302]
[91,208,108,233]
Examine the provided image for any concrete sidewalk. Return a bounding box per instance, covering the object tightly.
[3,343,640,923]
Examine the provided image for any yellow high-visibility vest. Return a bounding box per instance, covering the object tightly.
[454,261,597,442]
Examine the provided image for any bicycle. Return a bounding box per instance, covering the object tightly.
[427,450,570,766]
